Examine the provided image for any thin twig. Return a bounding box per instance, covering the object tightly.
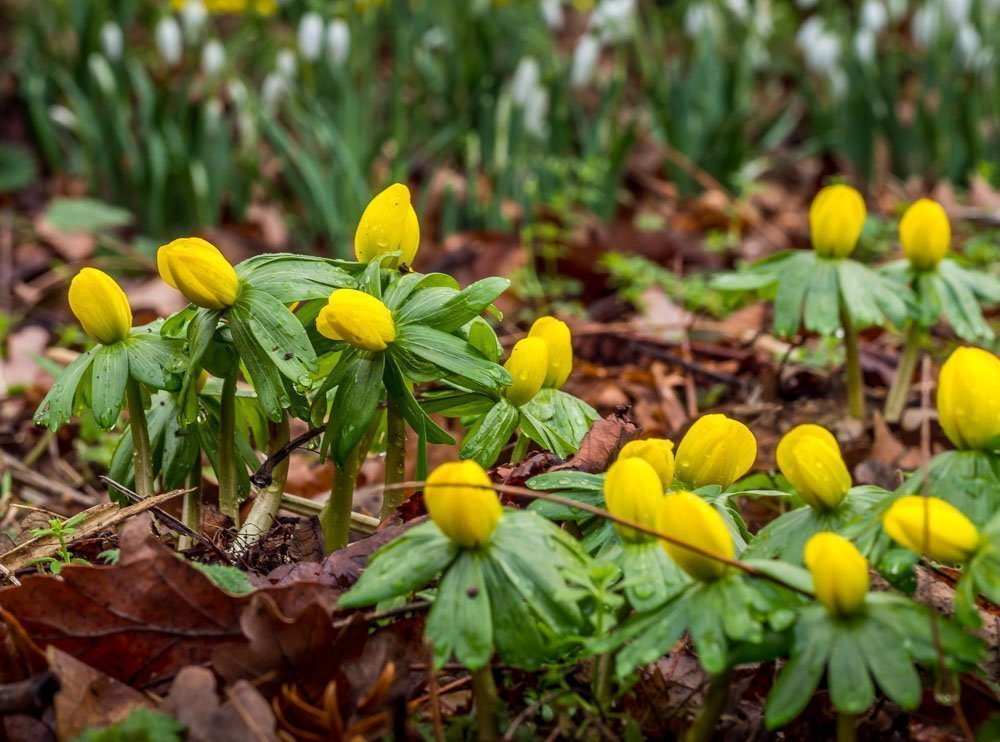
[250,427,324,488]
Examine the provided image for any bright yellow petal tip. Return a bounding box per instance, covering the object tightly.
[424,460,502,548]
[883,495,980,564]
[604,457,665,542]
[674,414,757,490]
[527,316,573,388]
[900,198,950,271]
[776,424,852,511]
[936,346,1000,452]
[157,237,240,309]
[503,337,548,407]
[809,184,867,259]
[656,491,734,581]
[618,438,675,490]
[68,268,132,345]
[316,289,395,351]
[804,532,869,617]
[354,183,420,267]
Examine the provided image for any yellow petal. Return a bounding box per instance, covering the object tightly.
[809,184,867,258]
[618,438,675,490]
[804,532,869,616]
[900,198,950,270]
[604,457,665,542]
[354,183,421,267]
[424,460,502,547]
[157,237,240,309]
[316,289,395,351]
[528,316,573,388]
[502,337,548,407]
[68,268,132,345]
[656,491,733,581]
[776,424,852,510]
[674,414,757,490]
[883,496,980,564]
[936,346,1000,451]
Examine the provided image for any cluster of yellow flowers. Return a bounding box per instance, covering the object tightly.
[170,0,277,15]
[502,317,573,406]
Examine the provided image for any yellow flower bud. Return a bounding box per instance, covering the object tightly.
[883,496,980,564]
[527,316,573,388]
[776,424,852,511]
[803,532,869,617]
[656,491,733,581]
[354,183,420,267]
[157,237,240,309]
[316,289,396,351]
[899,198,950,271]
[809,184,867,258]
[674,414,757,490]
[604,457,665,543]
[67,268,133,345]
[618,438,675,490]
[936,346,1000,452]
[502,337,548,407]
[424,460,502,548]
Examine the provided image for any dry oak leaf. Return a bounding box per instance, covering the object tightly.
[162,666,277,742]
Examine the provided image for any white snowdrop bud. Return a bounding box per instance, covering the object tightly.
[155,17,183,68]
[49,105,78,131]
[276,49,297,79]
[956,24,981,67]
[100,22,123,61]
[911,3,940,48]
[943,0,971,25]
[854,28,876,64]
[297,12,324,62]
[511,57,540,106]
[570,34,601,89]
[201,39,226,76]
[592,0,636,42]
[860,0,888,33]
[326,19,350,65]
[180,1,207,36]
[261,71,289,111]
[540,0,564,30]
[684,2,716,38]
[522,86,549,140]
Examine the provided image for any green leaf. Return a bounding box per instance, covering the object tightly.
[43,197,132,232]
[177,309,222,424]
[123,330,183,392]
[742,559,814,596]
[686,581,729,674]
[34,348,96,430]
[383,358,454,445]
[396,277,510,332]
[0,145,37,193]
[854,618,921,709]
[338,522,459,608]
[523,389,599,450]
[481,554,557,668]
[935,264,994,341]
[382,272,458,310]
[828,625,875,714]
[74,707,185,742]
[460,400,519,467]
[466,317,503,364]
[190,562,255,595]
[227,311,288,420]
[236,254,355,302]
[418,390,497,417]
[91,343,129,429]
[802,258,841,335]
[612,598,689,679]
[232,288,318,384]
[394,324,511,390]
[940,258,1000,303]
[772,251,816,338]
[328,352,385,466]
[518,408,578,459]
[527,471,605,492]
[619,541,689,611]
[426,551,494,669]
[765,606,834,729]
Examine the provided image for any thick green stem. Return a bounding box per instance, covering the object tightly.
[234,413,290,553]
[840,301,866,421]
[511,431,530,464]
[593,653,615,712]
[685,668,732,742]
[218,370,240,525]
[178,462,201,551]
[380,397,407,520]
[836,713,858,742]
[320,423,379,552]
[125,377,154,500]
[471,665,499,742]
[884,325,923,423]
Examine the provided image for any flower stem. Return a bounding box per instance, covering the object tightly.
[884,325,922,423]
[685,668,732,742]
[178,461,201,551]
[320,422,379,552]
[836,713,858,742]
[593,653,615,712]
[840,300,865,421]
[234,412,290,553]
[217,369,240,525]
[124,377,154,500]
[511,431,530,464]
[380,396,407,520]
[471,665,499,742]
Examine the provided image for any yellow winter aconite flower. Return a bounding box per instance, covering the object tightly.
[936,346,1000,452]
[68,268,132,345]
[157,237,240,309]
[618,438,675,490]
[674,414,757,490]
[354,183,420,267]
[172,0,276,14]
[502,337,548,407]
[900,198,951,270]
[883,496,980,564]
[424,460,502,548]
[809,184,867,258]
[316,289,396,351]
[776,424,852,511]
[804,532,869,617]
[656,491,733,581]
[604,457,665,543]
[527,316,573,388]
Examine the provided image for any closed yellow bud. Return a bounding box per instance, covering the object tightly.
[604,457,665,543]
[809,184,867,258]
[776,424,852,511]
[883,496,980,564]
[354,183,420,266]
[674,414,757,490]
[157,237,240,309]
[503,337,548,407]
[936,347,1000,452]
[316,289,396,351]
[528,316,573,388]
[656,492,733,581]
[424,460,502,548]
[618,438,675,490]
[68,268,132,345]
[900,198,950,270]
[804,532,869,617]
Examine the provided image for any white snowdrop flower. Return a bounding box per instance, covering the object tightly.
[100,22,123,61]
[684,2,716,38]
[859,0,888,33]
[180,1,207,37]
[261,72,289,111]
[421,27,448,52]
[201,39,226,76]
[942,0,971,25]
[276,49,297,79]
[472,0,490,15]
[796,17,825,51]
[854,28,877,64]
[829,67,848,100]
[972,46,995,74]
[540,0,564,30]
[804,30,841,73]
[522,86,549,140]
[725,0,750,21]
[88,53,116,95]
[570,34,601,89]
[886,0,908,21]
[297,12,324,62]
[511,57,541,106]
[48,105,78,131]
[326,19,350,65]
[956,23,981,66]
[752,0,774,38]
[912,3,939,48]
[155,16,183,68]
[591,0,636,43]
[228,79,248,107]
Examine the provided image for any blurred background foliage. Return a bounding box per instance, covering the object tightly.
[3,0,999,256]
